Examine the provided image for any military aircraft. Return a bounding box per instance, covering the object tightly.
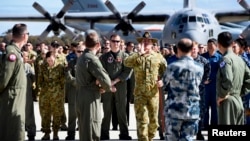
[0,0,250,45]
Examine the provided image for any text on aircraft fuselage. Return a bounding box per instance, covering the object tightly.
[87,4,98,8]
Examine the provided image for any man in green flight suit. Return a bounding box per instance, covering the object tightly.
[0,23,29,141]
[124,32,167,141]
[100,34,132,140]
[216,31,250,125]
[75,29,116,141]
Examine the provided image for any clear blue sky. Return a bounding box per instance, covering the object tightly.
[0,0,247,36]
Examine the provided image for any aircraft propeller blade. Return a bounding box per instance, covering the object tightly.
[38,24,52,42]
[127,24,141,37]
[32,2,52,20]
[105,0,122,19]
[56,0,74,18]
[104,0,145,37]
[32,0,75,41]
[127,1,146,19]
[59,23,77,39]
[238,0,250,11]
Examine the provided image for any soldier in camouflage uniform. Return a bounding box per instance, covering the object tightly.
[23,42,37,68]
[124,32,167,141]
[163,38,204,141]
[0,23,29,141]
[75,30,115,141]
[38,51,66,140]
[50,41,68,131]
[191,42,211,140]
[34,43,48,101]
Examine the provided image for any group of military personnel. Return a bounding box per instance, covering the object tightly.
[1,23,250,141]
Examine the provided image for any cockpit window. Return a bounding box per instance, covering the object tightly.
[197,17,204,23]
[182,16,188,23]
[174,16,182,25]
[189,16,196,22]
[202,13,208,17]
[201,13,210,24]
[187,16,204,23]
[174,15,188,25]
[204,18,210,24]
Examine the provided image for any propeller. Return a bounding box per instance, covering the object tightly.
[238,0,250,38]
[104,0,146,38]
[238,0,250,11]
[32,0,77,41]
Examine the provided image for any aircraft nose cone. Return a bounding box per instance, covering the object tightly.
[181,30,207,45]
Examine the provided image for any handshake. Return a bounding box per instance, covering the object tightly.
[96,80,117,94]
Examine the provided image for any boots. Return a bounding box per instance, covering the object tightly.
[119,134,132,140]
[60,123,68,131]
[65,131,75,140]
[196,130,205,140]
[41,133,50,140]
[53,130,59,140]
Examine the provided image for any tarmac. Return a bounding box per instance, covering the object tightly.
[25,102,208,141]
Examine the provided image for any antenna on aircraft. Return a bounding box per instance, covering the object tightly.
[33,0,77,41]
[104,0,145,37]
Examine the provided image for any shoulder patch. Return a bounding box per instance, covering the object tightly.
[220,61,226,68]
[8,54,17,62]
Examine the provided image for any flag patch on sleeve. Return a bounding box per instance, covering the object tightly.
[8,54,17,62]
[220,61,226,68]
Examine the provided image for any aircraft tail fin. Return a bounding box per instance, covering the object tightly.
[61,0,109,12]
[183,0,196,8]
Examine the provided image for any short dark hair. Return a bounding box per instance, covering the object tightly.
[126,41,134,47]
[207,38,217,44]
[235,38,247,48]
[177,38,193,53]
[218,31,233,48]
[12,23,27,38]
[85,30,100,48]
[45,51,53,58]
[110,33,120,39]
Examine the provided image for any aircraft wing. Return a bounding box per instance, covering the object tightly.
[212,9,250,23]
[63,12,170,24]
[0,12,171,25]
[0,14,50,22]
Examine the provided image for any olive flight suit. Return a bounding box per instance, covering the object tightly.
[217,49,250,125]
[65,58,78,138]
[100,50,132,139]
[75,49,112,141]
[0,43,27,141]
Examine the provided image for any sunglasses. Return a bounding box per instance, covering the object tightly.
[24,32,30,35]
[77,50,84,53]
[111,40,120,43]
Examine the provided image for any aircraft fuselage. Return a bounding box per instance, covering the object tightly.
[162,8,221,45]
